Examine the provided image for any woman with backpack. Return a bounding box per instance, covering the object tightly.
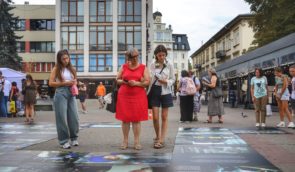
[178,70,195,123]
[202,68,224,123]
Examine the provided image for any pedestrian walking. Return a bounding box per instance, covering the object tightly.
[116,47,150,150]
[289,65,295,119]
[23,74,37,124]
[95,82,106,109]
[250,68,268,128]
[78,83,88,114]
[9,82,19,117]
[274,67,294,128]
[49,49,79,149]
[178,70,194,123]
[202,68,224,123]
[148,45,175,149]
[189,71,201,121]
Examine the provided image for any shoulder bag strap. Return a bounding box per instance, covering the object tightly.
[151,65,166,86]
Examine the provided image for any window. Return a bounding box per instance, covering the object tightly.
[211,62,215,67]
[118,54,126,69]
[174,63,177,69]
[90,26,112,51]
[155,32,163,41]
[177,37,181,42]
[61,26,84,50]
[182,54,185,59]
[90,0,113,22]
[225,34,231,50]
[118,0,141,22]
[30,42,55,53]
[211,45,215,58]
[182,44,185,50]
[233,28,240,46]
[89,54,112,72]
[13,19,26,31]
[61,0,84,22]
[174,44,177,49]
[181,63,185,69]
[16,42,25,52]
[30,62,55,72]
[70,54,84,72]
[206,48,209,62]
[118,26,141,51]
[30,19,55,30]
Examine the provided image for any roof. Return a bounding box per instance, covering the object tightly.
[153,11,162,20]
[216,32,295,72]
[190,14,254,57]
[172,34,191,51]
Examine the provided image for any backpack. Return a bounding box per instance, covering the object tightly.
[183,77,197,95]
[193,76,202,94]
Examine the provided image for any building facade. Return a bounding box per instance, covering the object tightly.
[12,5,56,84]
[151,11,190,79]
[190,14,254,77]
[151,11,173,63]
[55,0,152,88]
[172,34,190,79]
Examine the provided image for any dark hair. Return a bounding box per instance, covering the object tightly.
[0,71,2,75]
[26,74,33,82]
[274,67,283,73]
[154,45,167,62]
[181,70,189,77]
[290,64,295,69]
[55,49,76,82]
[12,82,17,86]
[254,68,263,77]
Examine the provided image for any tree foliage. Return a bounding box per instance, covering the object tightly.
[245,0,295,47]
[0,0,22,70]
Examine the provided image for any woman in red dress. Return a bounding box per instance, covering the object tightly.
[116,47,150,150]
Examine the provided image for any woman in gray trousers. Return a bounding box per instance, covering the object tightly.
[49,50,79,149]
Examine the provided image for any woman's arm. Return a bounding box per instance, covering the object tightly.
[116,66,128,86]
[280,76,288,96]
[203,76,217,88]
[158,63,175,87]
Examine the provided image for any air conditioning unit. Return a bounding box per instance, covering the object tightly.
[105,66,111,71]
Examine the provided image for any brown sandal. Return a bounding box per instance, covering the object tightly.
[134,144,142,150]
[154,142,165,149]
[120,142,128,150]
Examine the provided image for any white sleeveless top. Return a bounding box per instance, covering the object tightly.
[63,68,73,81]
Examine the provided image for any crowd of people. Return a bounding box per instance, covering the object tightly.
[0,71,37,124]
[2,45,295,151]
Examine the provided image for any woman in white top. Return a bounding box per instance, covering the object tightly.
[49,50,79,149]
[148,45,175,149]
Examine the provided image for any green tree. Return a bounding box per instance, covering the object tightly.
[0,0,22,70]
[245,0,295,47]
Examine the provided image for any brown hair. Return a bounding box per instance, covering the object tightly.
[154,45,167,62]
[55,50,76,81]
[290,64,295,69]
[274,67,283,73]
[254,68,263,77]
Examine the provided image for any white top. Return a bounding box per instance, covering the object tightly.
[62,68,73,81]
[148,61,175,95]
[292,77,295,99]
[3,80,11,96]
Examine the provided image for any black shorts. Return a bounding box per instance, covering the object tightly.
[150,93,173,108]
[291,98,295,110]
[79,96,86,103]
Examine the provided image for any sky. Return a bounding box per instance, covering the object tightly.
[13,0,251,56]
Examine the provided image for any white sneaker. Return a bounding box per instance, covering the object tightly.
[71,140,79,146]
[60,142,71,149]
[261,123,266,127]
[287,122,295,128]
[255,123,260,127]
[276,121,285,127]
[82,110,88,114]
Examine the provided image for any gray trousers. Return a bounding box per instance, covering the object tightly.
[54,87,79,145]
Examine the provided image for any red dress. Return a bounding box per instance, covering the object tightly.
[116,64,148,122]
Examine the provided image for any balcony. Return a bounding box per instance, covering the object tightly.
[216,50,226,59]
